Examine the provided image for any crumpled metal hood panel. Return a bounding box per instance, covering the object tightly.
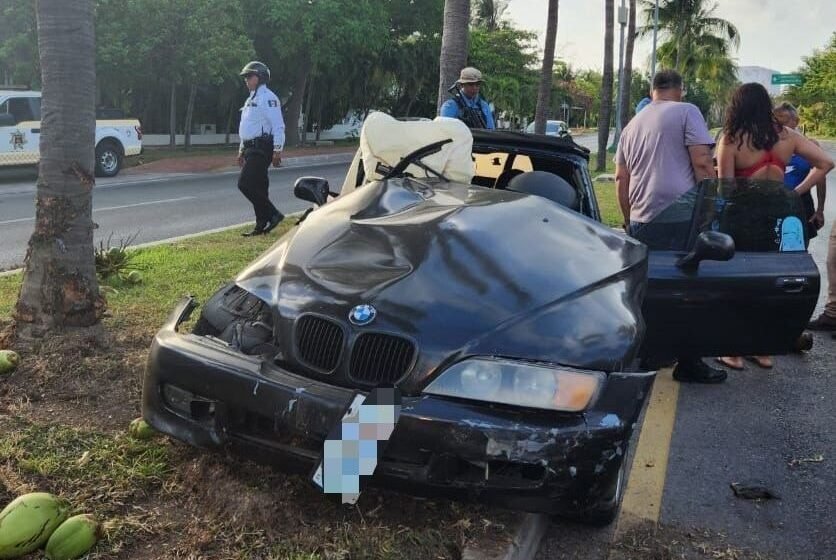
[236,179,648,389]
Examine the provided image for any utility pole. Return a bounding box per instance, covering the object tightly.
[611,0,628,150]
[651,0,659,79]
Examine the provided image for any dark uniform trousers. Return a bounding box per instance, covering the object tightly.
[238,137,279,227]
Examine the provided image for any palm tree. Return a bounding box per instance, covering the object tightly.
[534,0,559,134]
[638,0,739,80]
[596,0,615,172]
[15,0,103,342]
[619,0,637,129]
[471,0,509,31]
[437,0,471,112]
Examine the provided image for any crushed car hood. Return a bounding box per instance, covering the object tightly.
[236,178,648,389]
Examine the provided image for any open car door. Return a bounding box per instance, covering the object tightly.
[637,178,820,360]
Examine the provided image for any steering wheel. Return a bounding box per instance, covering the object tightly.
[379,139,454,181]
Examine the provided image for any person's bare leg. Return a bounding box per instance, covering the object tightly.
[750,355,773,369]
[717,356,744,370]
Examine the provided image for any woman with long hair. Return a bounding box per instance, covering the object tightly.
[715,83,833,370]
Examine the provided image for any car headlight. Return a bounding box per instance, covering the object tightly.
[424,358,603,412]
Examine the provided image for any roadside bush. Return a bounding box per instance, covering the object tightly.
[95,233,143,283]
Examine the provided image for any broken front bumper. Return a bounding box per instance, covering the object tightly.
[142,297,655,516]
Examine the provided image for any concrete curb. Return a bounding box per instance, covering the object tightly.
[128,150,356,177]
[462,513,549,560]
[281,151,356,167]
[206,151,356,175]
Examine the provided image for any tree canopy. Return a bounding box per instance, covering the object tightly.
[639,0,739,124]
[787,33,836,136]
[0,0,723,140]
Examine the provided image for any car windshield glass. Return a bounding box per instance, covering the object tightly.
[631,178,808,253]
[546,122,558,134]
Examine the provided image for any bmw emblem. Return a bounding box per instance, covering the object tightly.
[349,304,377,326]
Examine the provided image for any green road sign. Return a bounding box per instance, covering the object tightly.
[771,73,803,85]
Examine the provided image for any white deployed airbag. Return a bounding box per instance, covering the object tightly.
[340,112,475,195]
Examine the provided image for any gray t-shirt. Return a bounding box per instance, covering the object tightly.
[616,101,714,223]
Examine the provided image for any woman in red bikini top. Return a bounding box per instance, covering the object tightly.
[715,83,834,371]
[717,83,831,185]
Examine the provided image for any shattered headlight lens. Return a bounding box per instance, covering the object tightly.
[424,358,603,412]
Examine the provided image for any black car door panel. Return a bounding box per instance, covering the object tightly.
[639,179,821,359]
[641,251,819,358]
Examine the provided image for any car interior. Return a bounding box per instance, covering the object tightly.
[472,149,584,214]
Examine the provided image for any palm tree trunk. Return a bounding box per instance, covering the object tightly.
[534,0,559,134]
[225,98,235,145]
[437,0,470,113]
[596,0,615,171]
[184,83,197,151]
[675,0,684,70]
[285,57,311,147]
[302,73,315,145]
[168,81,177,148]
[15,0,104,341]
[619,0,636,129]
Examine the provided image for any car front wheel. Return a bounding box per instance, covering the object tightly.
[574,461,627,526]
[95,141,122,177]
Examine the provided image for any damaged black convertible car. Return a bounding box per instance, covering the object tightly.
[143,113,819,524]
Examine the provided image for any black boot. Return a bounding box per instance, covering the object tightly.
[242,223,265,237]
[673,358,727,384]
[262,211,284,234]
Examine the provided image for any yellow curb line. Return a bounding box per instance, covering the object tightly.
[616,366,679,534]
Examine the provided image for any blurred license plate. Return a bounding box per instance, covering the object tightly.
[311,388,401,504]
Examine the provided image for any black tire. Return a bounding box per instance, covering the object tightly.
[95,141,123,177]
[574,461,627,526]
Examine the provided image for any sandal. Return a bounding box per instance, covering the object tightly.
[746,355,773,369]
[716,356,744,370]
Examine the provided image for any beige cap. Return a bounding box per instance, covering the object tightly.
[457,67,483,84]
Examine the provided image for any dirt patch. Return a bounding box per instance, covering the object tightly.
[123,145,356,176]
[610,521,774,560]
[0,323,149,432]
[123,154,237,175]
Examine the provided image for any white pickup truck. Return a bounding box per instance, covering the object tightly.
[0,89,142,177]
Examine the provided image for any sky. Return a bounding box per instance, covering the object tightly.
[505,0,836,74]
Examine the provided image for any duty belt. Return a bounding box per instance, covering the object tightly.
[243,135,274,149]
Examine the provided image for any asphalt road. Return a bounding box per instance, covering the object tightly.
[0,161,351,271]
[538,141,836,559]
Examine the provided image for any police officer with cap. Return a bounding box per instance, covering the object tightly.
[237,61,285,237]
[439,67,496,130]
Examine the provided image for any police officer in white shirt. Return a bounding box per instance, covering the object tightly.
[237,61,286,237]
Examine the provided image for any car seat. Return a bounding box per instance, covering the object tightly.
[493,168,525,190]
[506,170,579,211]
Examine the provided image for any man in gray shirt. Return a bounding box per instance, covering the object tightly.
[615,69,724,383]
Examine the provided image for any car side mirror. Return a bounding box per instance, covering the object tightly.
[676,231,735,271]
[294,176,330,206]
[0,113,15,127]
